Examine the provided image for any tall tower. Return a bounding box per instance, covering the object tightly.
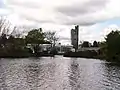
[71,25,79,52]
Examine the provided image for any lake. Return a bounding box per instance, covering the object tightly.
[0,56,120,90]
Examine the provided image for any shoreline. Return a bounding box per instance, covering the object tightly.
[0,54,55,58]
[63,51,105,60]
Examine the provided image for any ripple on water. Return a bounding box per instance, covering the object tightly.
[0,57,120,90]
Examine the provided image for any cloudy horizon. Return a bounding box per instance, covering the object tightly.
[0,0,120,44]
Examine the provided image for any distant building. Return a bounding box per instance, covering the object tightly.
[56,44,73,53]
[71,25,79,51]
[26,44,51,53]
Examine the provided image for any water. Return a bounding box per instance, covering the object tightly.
[0,56,120,90]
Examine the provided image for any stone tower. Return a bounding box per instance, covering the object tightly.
[71,25,79,52]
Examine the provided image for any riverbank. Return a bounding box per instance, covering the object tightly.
[0,55,55,58]
[63,50,105,60]
[0,51,55,58]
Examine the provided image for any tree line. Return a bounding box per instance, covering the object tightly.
[0,17,120,61]
[0,17,58,57]
[100,30,120,62]
[80,41,99,47]
[81,30,120,62]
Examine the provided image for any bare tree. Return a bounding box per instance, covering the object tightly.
[0,17,13,37]
[0,17,6,32]
[10,26,28,38]
[0,17,26,38]
[44,31,59,47]
[0,17,10,46]
[10,26,20,38]
[2,21,11,36]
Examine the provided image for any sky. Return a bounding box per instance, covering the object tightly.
[0,0,120,45]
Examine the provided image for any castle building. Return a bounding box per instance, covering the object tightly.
[71,25,79,51]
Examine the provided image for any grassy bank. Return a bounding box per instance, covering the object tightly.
[63,50,105,60]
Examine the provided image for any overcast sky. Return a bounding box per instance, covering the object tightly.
[0,0,120,44]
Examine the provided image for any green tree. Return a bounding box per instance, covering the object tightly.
[0,34,7,47]
[105,30,120,61]
[25,28,45,44]
[25,28,51,54]
[81,41,90,47]
[93,41,98,47]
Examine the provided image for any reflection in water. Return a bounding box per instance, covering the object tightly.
[37,63,56,90]
[68,59,80,90]
[0,57,120,90]
[25,63,39,90]
[100,63,120,90]
[24,60,56,90]
[68,58,120,90]
[0,61,7,90]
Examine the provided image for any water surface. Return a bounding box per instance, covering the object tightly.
[0,56,120,90]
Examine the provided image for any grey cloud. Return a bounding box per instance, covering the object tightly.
[61,14,111,26]
[21,14,56,24]
[62,19,96,26]
[7,0,41,8]
[59,37,70,41]
[6,0,111,27]
[56,14,98,26]
[56,0,108,17]
[54,0,110,26]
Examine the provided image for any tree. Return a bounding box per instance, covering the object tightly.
[44,31,59,47]
[25,28,45,44]
[81,41,90,47]
[0,17,11,36]
[0,34,7,47]
[99,41,107,58]
[0,17,11,47]
[93,41,98,47]
[105,30,120,61]
[25,28,51,54]
[0,17,31,57]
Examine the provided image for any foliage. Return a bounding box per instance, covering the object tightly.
[93,41,99,47]
[98,30,120,61]
[98,41,107,59]
[25,28,46,44]
[104,30,120,61]
[0,17,57,57]
[44,31,59,47]
[0,34,7,46]
[81,41,90,47]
